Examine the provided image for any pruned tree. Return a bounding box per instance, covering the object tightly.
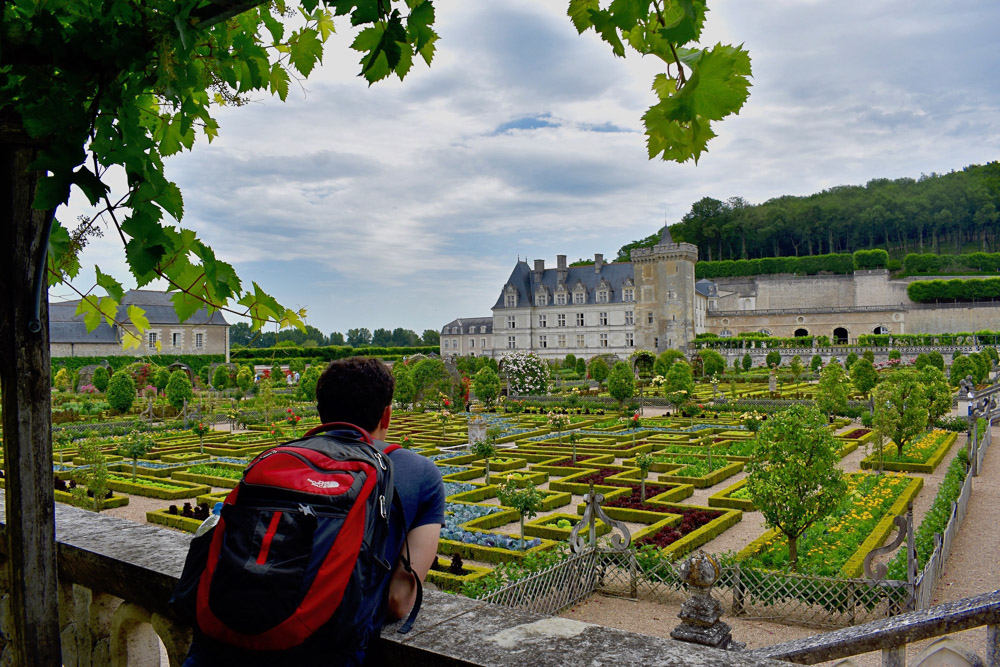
[873,369,929,459]
[816,359,849,418]
[744,405,847,571]
[607,361,636,412]
[849,358,878,399]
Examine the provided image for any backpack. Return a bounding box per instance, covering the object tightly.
[170,422,421,664]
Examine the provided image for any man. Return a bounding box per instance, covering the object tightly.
[182,357,444,665]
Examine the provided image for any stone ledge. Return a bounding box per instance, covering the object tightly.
[0,499,785,665]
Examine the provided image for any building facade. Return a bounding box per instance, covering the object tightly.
[50,290,230,360]
[440,317,494,357]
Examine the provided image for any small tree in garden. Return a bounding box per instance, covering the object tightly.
[810,354,823,372]
[568,430,579,465]
[191,422,212,454]
[888,349,901,361]
[816,360,849,419]
[235,366,254,398]
[497,478,544,549]
[212,365,229,391]
[547,412,570,444]
[698,349,726,377]
[268,422,284,446]
[471,427,500,485]
[653,349,686,377]
[927,351,945,371]
[745,405,846,571]
[116,432,154,483]
[742,353,753,372]
[473,366,501,408]
[789,355,805,385]
[53,368,72,392]
[863,349,876,363]
[106,371,136,414]
[849,358,878,400]
[166,370,194,411]
[285,408,302,438]
[846,351,858,369]
[950,355,979,387]
[92,366,110,392]
[765,350,781,368]
[153,367,171,393]
[588,357,610,390]
[73,438,109,512]
[575,357,587,376]
[663,360,695,414]
[437,409,451,438]
[920,366,953,424]
[607,361,636,412]
[873,369,929,459]
[270,364,286,386]
[635,452,654,502]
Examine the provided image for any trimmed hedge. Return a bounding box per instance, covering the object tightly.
[695,253,855,279]
[425,559,493,592]
[708,478,754,511]
[230,344,437,361]
[171,470,240,489]
[146,509,203,533]
[860,431,957,474]
[51,354,224,377]
[840,477,924,578]
[656,459,745,489]
[105,473,210,500]
[523,513,611,541]
[904,251,1000,275]
[908,277,1000,303]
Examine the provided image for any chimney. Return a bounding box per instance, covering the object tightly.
[533,259,545,282]
[556,255,568,283]
[594,253,604,273]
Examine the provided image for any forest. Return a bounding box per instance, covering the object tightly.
[616,162,1000,263]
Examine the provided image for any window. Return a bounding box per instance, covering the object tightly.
[647,312,654,324]
[573,292,585,304]
[171,332,180,347]
[470,338,475,348]
[625,310,634,325]
[536,294,548,306]
[626,333,634,347]
[539,335,547,348]
[576,313,585,326]
[558,334,566,347]
[481,338,486,348]
[507,316,516,329]
[507,336,516,349]
[538,315,547,328]
[599,333,608,347]
[557,314,566,327]
[556,293,566,305]
[195,333,204,349]
[597,290,608,303]
[505,294,516,307]
[480,326,487,333]
[599,312,608,326]
[148,332,157,348]
[623,288,634,302]
[576,334,585,348]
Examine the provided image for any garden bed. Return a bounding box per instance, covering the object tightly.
[106,473,211,500]
[860,430,957,473]
[708,478,754,511]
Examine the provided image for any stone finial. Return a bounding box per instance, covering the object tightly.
[671,551,744,651]
[661,225,674,245]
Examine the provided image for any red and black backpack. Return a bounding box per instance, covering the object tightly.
[170,422,421,664]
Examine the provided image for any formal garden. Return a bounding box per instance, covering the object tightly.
[9,343,988,630]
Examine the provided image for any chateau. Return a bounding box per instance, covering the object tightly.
[440,227,1000,360]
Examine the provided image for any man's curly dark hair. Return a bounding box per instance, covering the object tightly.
[315,357,395,432]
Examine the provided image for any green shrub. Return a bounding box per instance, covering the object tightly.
[106,372,136,414]
[853,249,889,270]
[92,366,110,392]
[211,365,229,391]
[166,370,194,409]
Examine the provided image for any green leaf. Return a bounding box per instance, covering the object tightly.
[95,266,125,302]
[71,166,109,205]
[567,0,599,32]
[270,62,290,101]
[127,304,149,334]
[170,289,204,324]
[289,28,324,77]
[155,181,185,221]
[33,172,72,210]
[47,218,79,285]
[75,297,103,332]
[97,296,119,327]
[685,43,752,121]
[656,0,705,45]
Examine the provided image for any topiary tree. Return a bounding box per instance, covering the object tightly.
[816,360,848,418]
[575,357,587,376]
[270,363,286,386]
[950,355,979,387]
[166,370,194,410]
[564,354,577,370]
[913,353,929,370]
[845,351,858,369]
[53,367,71,392]
[496,478,544,549]
[153,367,171,393]
[744,405,847,571]
[765,350,781,368]
[298,365,322,402]
[91,366,110,392]
[473,366,501,408]
[863,349,876,363]
[471,427,500,485]
[105,372,136,414]
[873,369,929,460]
[888,349,901,361]
[607,361,636,412]
[587,357,610,390]
[116,431,154,482]
[810,354,823,372]
[849,358,878,399]
[236,366,254,397]
[211,365,229,391]
[635,452,654,502]
[664,360,695,413]
[742,353,753,372]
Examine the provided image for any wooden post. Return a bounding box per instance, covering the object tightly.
[0,118,63,664]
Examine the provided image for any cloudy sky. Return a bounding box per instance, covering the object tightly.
[55,0,1000,338]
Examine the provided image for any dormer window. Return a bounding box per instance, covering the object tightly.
[504,284,518,308]
[597,290,609,303]
[623,288,634,302]
[556,293,566,305]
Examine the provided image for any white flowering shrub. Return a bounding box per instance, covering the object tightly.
[501,352,550,396]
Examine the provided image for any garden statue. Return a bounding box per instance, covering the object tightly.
[671,551,743,650]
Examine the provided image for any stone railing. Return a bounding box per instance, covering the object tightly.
[0,499,781,666]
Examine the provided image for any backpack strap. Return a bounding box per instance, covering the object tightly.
[303,421,373,443]
[391,492,422,635]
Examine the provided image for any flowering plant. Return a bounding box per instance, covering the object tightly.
[79,384,98,394]
[400,434,412,449]
[500,352,550,396]
[192,422,211,437]
[286,408,302,436]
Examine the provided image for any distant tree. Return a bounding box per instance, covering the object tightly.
[742,353,753,372]
[653,349,686,377]
[873,369,929,459]
[228,322,256,348]
[72,439,109,512]
[564,353,578,370]
[698,349,726,377]
[53,368,71,392]
[496,479,544,548]
[888,349,901,361]
[116,432,154,482]
[153,367,171,392]
[211,365,229,391]
[607,362,636,411]
[391,328,421,346]
[846,351,858,368]
[920,366,953,424]
[473,366,501,408]
[298,366,322,402]
[165,370,193,410]
[503,352,550,395]
[420,329,440,346]
[765,350,782,368]
[411,358,450,405]
[235,366,254,397]
[816,360,849,418]
[270,363,286,386]
[849,358,878,399]
[745,405,846,571]
[346,328,373,347]
[950,355,979,387]
[372,328,392,346]
[288,358,306,374]
[810,354,823,372]
[575,357,587,376]
[664,360,695,412]
[470,428,499,485]
[106,372,136,413]
[92,366,110,392]
[914,353,930,370]
[588,357,610,390]
[329,331,346,346]
[863,349,875,363]
[789,355,805,384]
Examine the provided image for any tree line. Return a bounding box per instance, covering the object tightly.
[230,322,440,349]
[616,162,1000,262]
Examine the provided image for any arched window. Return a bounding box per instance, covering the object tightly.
[794,328,808,337]
[833,327,849,344]
[873,325,889,335]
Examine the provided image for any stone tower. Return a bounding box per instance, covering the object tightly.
[631,226,699,352]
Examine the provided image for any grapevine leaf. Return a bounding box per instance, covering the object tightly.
[47,219,79,286]
[75,297,102,332]
[316,10,336,40]
[289,28,323,77]
[685,43,752,121]
[97,296,119,327]
[33,172,72,210]
[121,329,141,351]
[567,0,599,32]
[656,0,705,45]
[270,62,290,101]
[95,266,125,302]
[71,166,109,205]
[127,304,150,335]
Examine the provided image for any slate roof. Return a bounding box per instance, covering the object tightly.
[493,260,636,309]
[49,290,228,344]
[695,279,718,297]
[442,317,493,335]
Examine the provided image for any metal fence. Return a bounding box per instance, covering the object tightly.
[479,549,600,616]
